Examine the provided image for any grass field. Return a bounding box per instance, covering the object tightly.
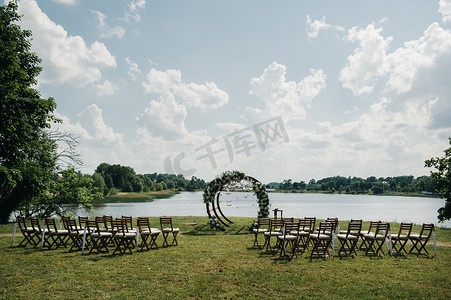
[1,217,450,299]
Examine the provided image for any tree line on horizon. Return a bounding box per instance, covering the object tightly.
[267,175,436,194]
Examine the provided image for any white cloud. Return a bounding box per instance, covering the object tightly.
[339,24,391,95]
[125,0,146,22]
[52,106,133,170]
[439,0,451,22]
[142,68,229,111]
[77,104,124,143]
[385,23,451,94]
[306,15,344,39]
[247,62,326,122]
[136,91,189,140]
[91,10,125,39]
[340,22,451,95]
[125,57,142,81]
[51,0,77,5]
[96,79,119,96]
[17,0,116,87]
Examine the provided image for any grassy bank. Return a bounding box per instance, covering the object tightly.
[92,190,179,203]
[1,217,450,299]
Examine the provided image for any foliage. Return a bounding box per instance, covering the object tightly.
[15,167,99,219]
[0,1,61,223]
[425,137,451,222]
[203,170,270,218]
[94,162,205,194]
[272,175,436,195]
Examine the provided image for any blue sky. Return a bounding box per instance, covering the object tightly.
[10,0,451,182]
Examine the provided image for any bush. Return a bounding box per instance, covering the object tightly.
[109,187,120,195]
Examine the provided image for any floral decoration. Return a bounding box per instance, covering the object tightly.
[203,170,270,219]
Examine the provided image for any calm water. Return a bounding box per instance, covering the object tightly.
[78,191,450,228]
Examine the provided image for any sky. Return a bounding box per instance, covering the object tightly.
[9,0,451,183]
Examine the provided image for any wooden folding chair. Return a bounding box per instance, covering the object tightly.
[137,217,160,251]
[291,218,313,253]
[85,219,111,254]
[252,218,269,248]
[337,222,362,257]
[310,222,333,259]
[78,216,88,230]
[111,219,136,255]
[44,218,69,249]
[30,218,52,249]
[66,218,84,252]
[409,223,435,257]
[264,219,284,252]
[15,216,38,247]
[358,221,380,252]
[277,221,300,258]
[160,217,179,246]
[364,222,390,256]
[391,223,412,256]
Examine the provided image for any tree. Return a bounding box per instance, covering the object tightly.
[0,2,59,223]
[425,137,451,222]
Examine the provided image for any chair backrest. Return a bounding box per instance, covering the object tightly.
[257,218,270,227]
[160,217,173,230]
[346,222,362,237]
[375,222,390,237]
[122,216,133,230]
[61,216,70,230]
[282,217,294,223]
[85,220,99,234]
[66,218,79,234]
[111,219,126,235]
[365,221,381,234]
[16,216,28,231]
[30,218,41,232]
[397,223,413,237]
[419,223,434,239]
[350,219,362,224]
[298,218,312,232]
[269,219,284,233]
[137,217,150,233]
[304,217,316,232]
[282,221,299,237]
[326,218,338,231]
[45,218,58,232]
[78,216,88,229]
[317,222,333,237]
[95,216,107,230]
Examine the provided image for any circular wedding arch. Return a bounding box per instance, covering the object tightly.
[203,170,270,226]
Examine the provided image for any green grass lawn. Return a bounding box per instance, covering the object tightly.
[1,217,450,299]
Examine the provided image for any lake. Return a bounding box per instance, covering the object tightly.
[79,191,451,228]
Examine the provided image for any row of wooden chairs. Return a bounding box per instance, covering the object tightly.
[14,215,179,255]
[253,217,436,259]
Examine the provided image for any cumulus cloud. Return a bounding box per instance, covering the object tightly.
[142,68,229,111]
[96,79,119,96]
[306,15,344,39]
[385,23,451,94]
[439,0,451,22]
[125,57,142,81]
[340,22,451,95]
[136,91,189,140]
[91,10,125,39]
[339,24,391,95]
[17,0,116,87]
[52,106,133,170]
[247,62,326,122]
[76,105,124,143]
